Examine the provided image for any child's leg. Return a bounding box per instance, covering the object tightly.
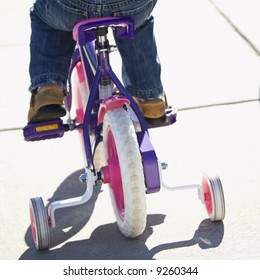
[115,16,163,101]
[27,0,83,123]
[29,4,76,93]
[115,16,166,124]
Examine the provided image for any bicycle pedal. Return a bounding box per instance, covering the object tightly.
[147,107,177,128]
[23,120,65,142]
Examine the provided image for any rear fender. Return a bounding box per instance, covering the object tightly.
[98,96,130,125]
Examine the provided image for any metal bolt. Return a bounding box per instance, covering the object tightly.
[79,173,88,183]
[161,162,168,170]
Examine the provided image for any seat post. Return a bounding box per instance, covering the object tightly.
[96,27,109,48]
[95,27,113,99]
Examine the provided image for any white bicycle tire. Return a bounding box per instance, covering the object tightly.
[103,108,147,237]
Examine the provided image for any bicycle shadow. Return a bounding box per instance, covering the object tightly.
[20,167,225,260]
[20,218,224,260]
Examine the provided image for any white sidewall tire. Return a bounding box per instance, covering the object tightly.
[103,109,147,238]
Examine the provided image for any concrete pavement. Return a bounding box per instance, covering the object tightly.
[0,0,260,262]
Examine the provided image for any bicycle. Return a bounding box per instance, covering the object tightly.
[23,17,225,250]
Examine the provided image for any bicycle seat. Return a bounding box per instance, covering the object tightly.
[73,17,135,45]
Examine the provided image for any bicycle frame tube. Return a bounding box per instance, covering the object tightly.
[81,52,149,168]
[73,21,149,169]
[107,68,148,131]
[75,43,101,169]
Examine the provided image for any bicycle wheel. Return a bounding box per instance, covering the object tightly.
[29,197,50,250]
[103,108,147,237]
[202,175,225,221]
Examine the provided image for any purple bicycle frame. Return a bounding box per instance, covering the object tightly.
[70,17,162,193]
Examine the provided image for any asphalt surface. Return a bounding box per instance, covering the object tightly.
[0,0,260,264]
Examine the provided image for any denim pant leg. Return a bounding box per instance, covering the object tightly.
[115,16,163,100]
[29,0,163,100]
[29,5,77,93]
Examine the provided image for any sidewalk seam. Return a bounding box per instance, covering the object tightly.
[178,98,260,111]
[209,0,260,56]
[1,99,259,132]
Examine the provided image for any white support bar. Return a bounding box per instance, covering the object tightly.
[158,161,205,203]
[47,168,95,228]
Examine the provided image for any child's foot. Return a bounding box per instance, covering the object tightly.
[27,84,67,124]
[133,93,168,125]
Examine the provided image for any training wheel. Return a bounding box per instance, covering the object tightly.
[202,175,225,221]
[29,197,50,250]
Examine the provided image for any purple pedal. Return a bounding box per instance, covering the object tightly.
[23,119,65,142]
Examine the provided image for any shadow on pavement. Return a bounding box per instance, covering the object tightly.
[150,219,225,257]
[19,170,225,260]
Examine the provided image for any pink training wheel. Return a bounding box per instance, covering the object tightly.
[202,175,225,221]
[29,197,50,250]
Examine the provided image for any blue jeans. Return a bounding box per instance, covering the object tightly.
[29,0,163,100]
